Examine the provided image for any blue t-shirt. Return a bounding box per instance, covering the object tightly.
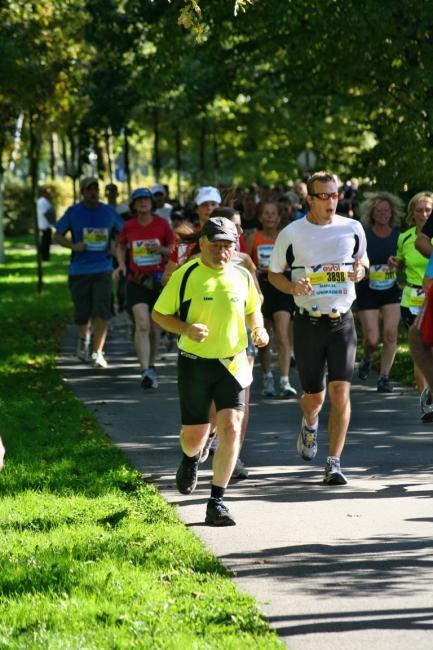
[55,202,123,275]
[425,252,433,279]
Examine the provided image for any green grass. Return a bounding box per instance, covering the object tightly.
[0,243,283,650]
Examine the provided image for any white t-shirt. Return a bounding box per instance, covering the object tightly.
[154,204,172,226]
[269,214,366,314]
[37,197,54,229]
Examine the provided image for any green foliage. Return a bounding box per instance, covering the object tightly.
[1,0,433,191]
[2,178,72,235]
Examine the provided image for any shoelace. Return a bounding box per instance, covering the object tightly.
[303,431,317,447]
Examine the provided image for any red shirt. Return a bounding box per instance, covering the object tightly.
[119,216,174,279]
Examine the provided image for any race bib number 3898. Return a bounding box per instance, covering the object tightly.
[305,263,349,297]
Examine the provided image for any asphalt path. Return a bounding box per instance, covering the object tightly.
[58,315,433,649]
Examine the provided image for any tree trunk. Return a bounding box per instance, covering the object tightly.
[0,165,5,264]
[124,127,131,195]
[49,132,57,180]
[29,112,43,294]
[153,109,161,182]
[175,126,181,200]
[61,136,68,176]
[105,128,114,182]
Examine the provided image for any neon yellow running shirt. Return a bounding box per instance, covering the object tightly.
[397,227,428,307]
[154,258,260,358]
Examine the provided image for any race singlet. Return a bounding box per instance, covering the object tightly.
[369,264,396,290]
[82,227,109,251]
[305,263,350,298]
[403,285,425,315]
[132,239,161,267]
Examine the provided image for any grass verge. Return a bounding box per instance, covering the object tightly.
[0,242,283,650]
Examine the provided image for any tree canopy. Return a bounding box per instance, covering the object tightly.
[1,0,432,193]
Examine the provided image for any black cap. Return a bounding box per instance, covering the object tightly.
[200,217,238,243]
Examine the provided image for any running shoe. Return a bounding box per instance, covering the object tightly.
[297,417,318,461]
[76,336,90,362]
[200,431,216,463]
[208,435,218,457]
[323,458,347,485]
[231,457,249,480]
[205,498,236,526]
[377,375,393,393]
[91,351,108,368]
[420,387,433,413]
[262,375,276,397]
[279,379,297,398]
[176,454,200,494]
[141,368,157,389]
[358,357,372,380]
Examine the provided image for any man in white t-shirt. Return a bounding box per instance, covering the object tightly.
[151,184,172,225]
[269,171,368,485]
[37,187,56,261]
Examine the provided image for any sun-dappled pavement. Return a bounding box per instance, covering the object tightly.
[58,316,433,650]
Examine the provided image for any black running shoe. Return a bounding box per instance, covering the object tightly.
[377,375,393,393]
[358,357,372,380]
[205,498,236,526]
[176,455,200,495]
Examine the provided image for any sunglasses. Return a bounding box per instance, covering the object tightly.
[310,192,339,201]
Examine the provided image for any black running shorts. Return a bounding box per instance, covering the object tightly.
[356,279,401,311]
[68,271,112,324]
[177,354,245,425]
[293,310,357,393]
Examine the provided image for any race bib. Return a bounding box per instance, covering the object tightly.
[219,350,252,388]
[369,264,396,290]
[83,227,109,251]
[305,263,350,298]
[403,286,425,315]
[257,244,274,271]
[132,239,161,267]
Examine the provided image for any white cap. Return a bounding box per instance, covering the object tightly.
[195,186,221,206]
[151,183,166,195]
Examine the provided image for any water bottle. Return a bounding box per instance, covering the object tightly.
[328,307,340,319]
[310,304,321,319]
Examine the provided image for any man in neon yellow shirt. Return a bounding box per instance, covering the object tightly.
[152,217,268,526]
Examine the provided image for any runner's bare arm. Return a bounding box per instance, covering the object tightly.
[268,270,312,296]
[415,232,433,259]
[54,231,86,252]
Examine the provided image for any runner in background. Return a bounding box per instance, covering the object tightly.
[250,202,297,398]
[54,177,123,368]
[388,192,433,407]
[162,186,221,286]
[356,192,404,392]
[116,188,173,389]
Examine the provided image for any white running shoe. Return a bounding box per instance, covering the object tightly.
[91,351,108,368]
[279,379,297,398]
[262,375,276,397]
[323,458,347,485]
[297,417,318,461]
[420,387,433,415]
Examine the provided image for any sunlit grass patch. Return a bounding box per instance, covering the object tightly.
[0,240,283,649]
